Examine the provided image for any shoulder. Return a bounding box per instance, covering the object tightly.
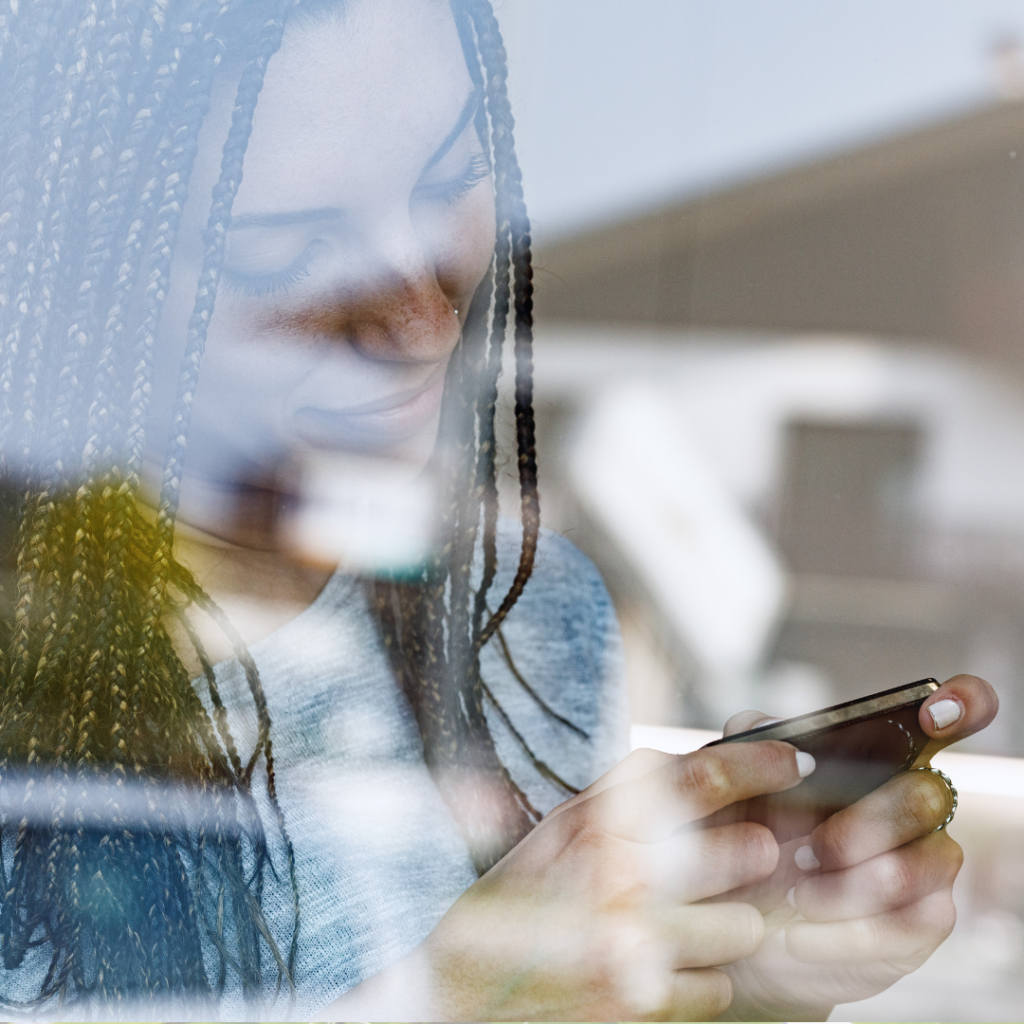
[497,522,617,682]
[481,521,629,808]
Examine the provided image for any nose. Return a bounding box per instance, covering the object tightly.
[274,213,461,365]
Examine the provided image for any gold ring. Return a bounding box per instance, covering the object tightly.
[911,766,957,831]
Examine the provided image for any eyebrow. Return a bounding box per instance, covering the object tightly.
[227,88,483,232]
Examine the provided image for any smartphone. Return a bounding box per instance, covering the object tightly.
[706,678,940,843]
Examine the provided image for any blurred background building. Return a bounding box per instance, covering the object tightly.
[494,3,1024,1018]
[527,96,1024,757]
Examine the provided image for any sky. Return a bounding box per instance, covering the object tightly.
[496,1,1024,243]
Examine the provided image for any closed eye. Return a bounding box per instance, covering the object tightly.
[412,153,491,207]
[223,242,322,298]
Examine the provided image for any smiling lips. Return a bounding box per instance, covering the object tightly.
[289,367,448,450]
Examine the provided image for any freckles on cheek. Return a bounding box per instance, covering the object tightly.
[228,303,318,359]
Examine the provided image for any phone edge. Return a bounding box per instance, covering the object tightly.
[707,679,940,747]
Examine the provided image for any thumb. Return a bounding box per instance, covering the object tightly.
[722,710,784,737]
[919,673,998,757]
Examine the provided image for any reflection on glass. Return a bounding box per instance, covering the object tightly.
[0,0,1012,1020]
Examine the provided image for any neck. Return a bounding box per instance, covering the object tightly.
[168,513,336,677]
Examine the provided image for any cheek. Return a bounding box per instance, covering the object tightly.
[194,309,321,434]
[429,184,497,301]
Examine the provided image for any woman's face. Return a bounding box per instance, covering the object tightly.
[153,0,494,536]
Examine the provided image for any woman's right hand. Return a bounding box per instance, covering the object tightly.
[321,738,813,1021]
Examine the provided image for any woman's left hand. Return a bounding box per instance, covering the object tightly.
[714,673,998,1022]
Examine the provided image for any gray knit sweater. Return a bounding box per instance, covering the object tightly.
[2,526,628,1020]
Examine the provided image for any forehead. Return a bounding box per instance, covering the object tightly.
[229,0,472,210]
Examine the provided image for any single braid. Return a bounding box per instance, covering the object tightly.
[468,0,539,650]
[150,0,292,573]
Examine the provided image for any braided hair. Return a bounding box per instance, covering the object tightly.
[369,0,588,876]
[0,0,572,1009]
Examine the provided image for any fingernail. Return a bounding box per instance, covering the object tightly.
[795,844,820,871]
[796,751,816,778]
[928,698,962,730]
[786,885,797,909]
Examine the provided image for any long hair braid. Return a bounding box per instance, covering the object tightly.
[368,0,582,877]
[469,0,540,649]
[0,0,300,1009]
[0,0,572,1009]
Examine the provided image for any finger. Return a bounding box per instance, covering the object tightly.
[785,888,956,965]
[919,674,998,754]
[805,766,955,871]
[665,967,734,1022]
[792,832,962,922]
[723,710,782,737]
[546,747,675,820]
[587,740,810,842]
[708,833,810,913]
[662,902,765,969]
[663,822,778,903]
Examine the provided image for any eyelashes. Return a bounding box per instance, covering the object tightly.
[223,237,329,299]
[223,254,313,298]
[413,153,491,206]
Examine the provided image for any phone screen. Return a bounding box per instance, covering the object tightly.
[708,679,939,843]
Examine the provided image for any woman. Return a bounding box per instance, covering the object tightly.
[0,0,998,1018]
